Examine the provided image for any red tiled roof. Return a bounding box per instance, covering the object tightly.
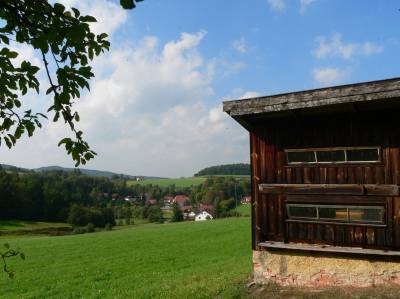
[174,195,189,202]
[147,199,158,205]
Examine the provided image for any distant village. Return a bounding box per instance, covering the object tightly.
[116,193,251,221]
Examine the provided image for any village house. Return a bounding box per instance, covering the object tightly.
[195,211,213,221]
[223,78,400,287]
[146,199,158,206]
[241,196,251,204]
[163,196,174,206]
[173,195,190,207]
[199,203,215,217]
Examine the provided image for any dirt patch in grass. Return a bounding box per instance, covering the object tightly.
[244,283,400,299]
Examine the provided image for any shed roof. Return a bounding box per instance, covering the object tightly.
[223,77,400,118]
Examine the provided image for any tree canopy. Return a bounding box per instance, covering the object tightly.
[0,0,143,166]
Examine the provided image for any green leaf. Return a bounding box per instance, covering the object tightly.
[71,7,80,18]
[58,138,71,146]
[4,136,12,149]
[79,15,97,23]
[120,0,135,9]
[20,253,25,260]
[54,3,66,13]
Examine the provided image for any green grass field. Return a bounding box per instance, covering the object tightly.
[236,204,251,217]
[128,175,250,188]
[0,218,252,298]
[128,176,206,187]
[0,220,70,231]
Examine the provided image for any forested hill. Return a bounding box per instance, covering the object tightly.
[194,163,250,176]
[0,164,157,179]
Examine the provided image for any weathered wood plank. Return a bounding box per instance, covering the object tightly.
[259,183,364,195]
[258,241,400,256]
[223,78,400,117]
[259,183,399,196]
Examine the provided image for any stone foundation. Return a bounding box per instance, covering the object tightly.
[253,249,400,287]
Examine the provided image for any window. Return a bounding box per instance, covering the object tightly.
[285,147,380,165]
[286,204,384,224]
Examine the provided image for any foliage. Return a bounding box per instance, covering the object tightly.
[0,218,251,298]
[1,243,24,278]
[67,204,115,228]
[0,0,143,166]
[129,176,206,188]
[0,169,250,225]
[147,205,163,223]
[190,176,250,218]
[170,203,183,222]
[86,222,95,233]
[194,163,250,177]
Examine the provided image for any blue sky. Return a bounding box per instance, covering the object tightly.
[1,0,400,177]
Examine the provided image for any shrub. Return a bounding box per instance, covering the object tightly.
[72,227,87,234]
[147,206,163,223]
[86,223,95,233]
[67,205,115,228]
[104,223,112,231]
[170,203,183,222]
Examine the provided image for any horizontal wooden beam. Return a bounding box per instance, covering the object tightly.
[259,183,399,196]
[223,78,400,117]
[259,241,400,256]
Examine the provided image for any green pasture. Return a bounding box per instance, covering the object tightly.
[128,175,250,188]
[0,220,70,231]
[0,218,252,298]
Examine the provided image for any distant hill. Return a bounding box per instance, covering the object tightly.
[0,164,156,179]
[194,163,250,177]
[0,164,29,172]
[33,166,138,179]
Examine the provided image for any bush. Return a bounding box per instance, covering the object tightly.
[117,219,124,226]
[104,223,112,231]
[170,203,183,222]
[72,227,87,234]
[86,223,95,233]
[67,205,115,228]
[147,206,163,223]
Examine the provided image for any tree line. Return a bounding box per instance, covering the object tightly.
[194,163,250,176]
[0,169,250,227]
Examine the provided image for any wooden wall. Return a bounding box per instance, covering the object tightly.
[249,111,400,250]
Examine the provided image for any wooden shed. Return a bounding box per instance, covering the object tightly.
[223,78,400,287]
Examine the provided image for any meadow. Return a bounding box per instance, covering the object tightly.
[128,175,250,188]
[0,218,252,298]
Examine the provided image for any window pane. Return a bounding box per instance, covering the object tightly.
[318,207,347,220]
[347,148,379,162]
[287,205,317,218]
[287,151,315,163]
[349,207,384,222]
[316,150,345,162]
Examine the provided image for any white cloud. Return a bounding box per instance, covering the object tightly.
[314,33,383,60]
[57,0,127,36]
[314,33,356,60]
[240,91,261,99]
[313,67,350,86]
[232,37,247,53]
[209,59,246,78]
[362,42,383,55]
[0,32,251,177]
[300,0,316,13]
[267,0,286,12]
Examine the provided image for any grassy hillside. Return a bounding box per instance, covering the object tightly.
[128,175,250,188]
[0,218,251,298]
[0,220,70,231]
[128,176,207,187]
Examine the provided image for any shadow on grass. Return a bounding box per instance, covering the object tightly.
[0,220,24,229]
